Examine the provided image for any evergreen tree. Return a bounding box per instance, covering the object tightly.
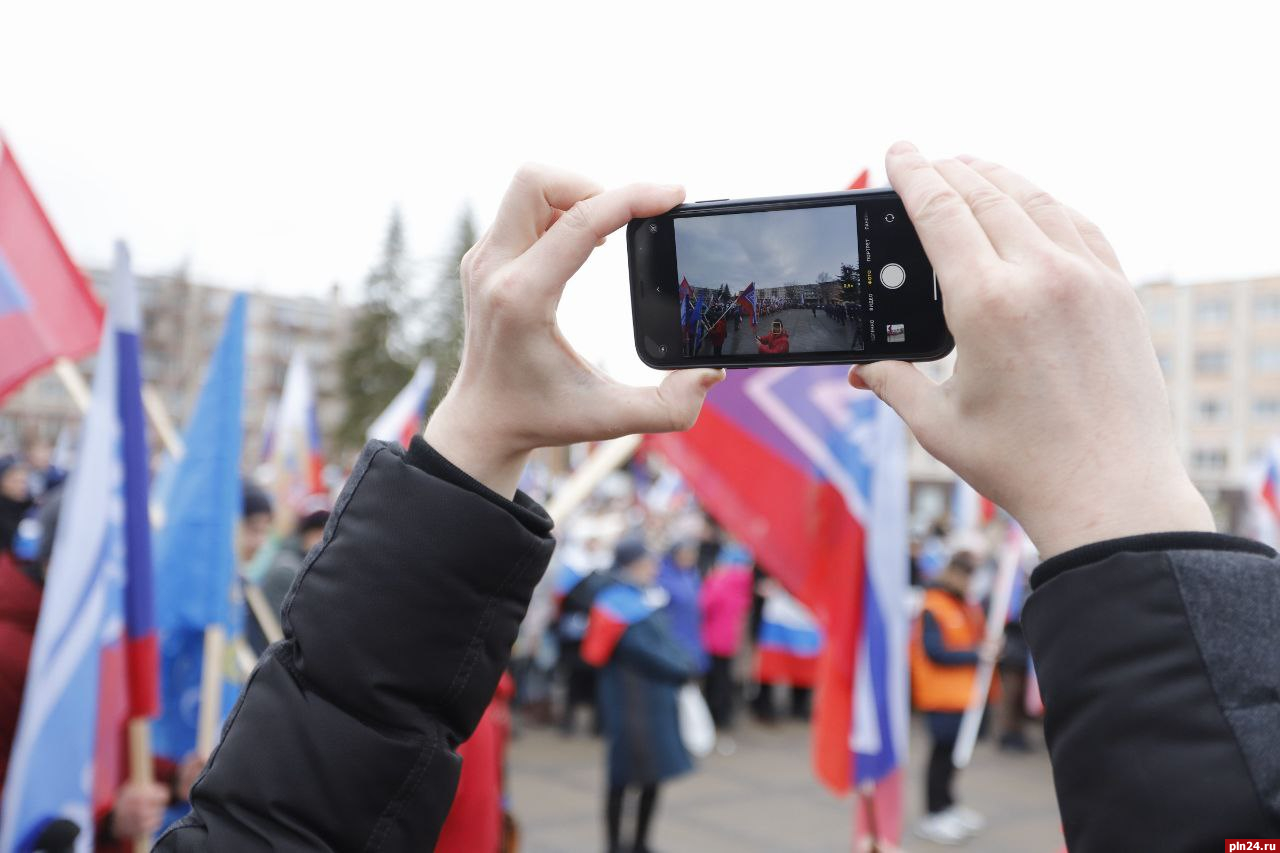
[336,209,417,449]
[421,209,478,415]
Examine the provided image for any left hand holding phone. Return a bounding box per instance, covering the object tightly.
[424,164,726,499]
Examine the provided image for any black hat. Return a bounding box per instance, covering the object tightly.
[242,482,273,519]
[612,537,649,572]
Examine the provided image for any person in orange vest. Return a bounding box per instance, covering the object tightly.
[909,550,998,846]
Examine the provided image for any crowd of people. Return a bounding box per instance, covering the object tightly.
[499,451,1043,850]
[0,429,1041,850]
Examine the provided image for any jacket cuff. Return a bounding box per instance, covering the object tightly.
[1030,531,1274,591]
[405,436,553,537]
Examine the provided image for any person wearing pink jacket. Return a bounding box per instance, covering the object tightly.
[698,544,754,729]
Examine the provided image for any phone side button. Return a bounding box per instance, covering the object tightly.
[694,198,730,204]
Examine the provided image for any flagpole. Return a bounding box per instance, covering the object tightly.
[52,357,92,412]
[545,434,643,526]
[142,384,187,459]
[952,527,1021,769]
[127,719,155,853]
[196,625,227,756]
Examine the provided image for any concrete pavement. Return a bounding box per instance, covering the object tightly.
[507,715,1063,852]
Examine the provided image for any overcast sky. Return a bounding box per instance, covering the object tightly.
[676,206,859,290]
[1,2,1277,384]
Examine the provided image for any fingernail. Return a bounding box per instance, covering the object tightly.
[701,368,726,387]
[888,140,917,155]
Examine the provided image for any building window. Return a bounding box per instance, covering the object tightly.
[1190,448,1228,472]
[1145,301,1174,326]
[1254,398,1280,419]
[1254,346,1280,373]
[1194,298,1231,324]
[1194,350,1228,374]
[1196,398,1228,422]
[1256,293,1280,321]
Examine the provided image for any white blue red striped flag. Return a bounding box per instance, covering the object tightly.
[366,358,436,448]
[0,242,158,851]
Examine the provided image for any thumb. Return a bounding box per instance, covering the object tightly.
[849,361,941,433]
[613,368,725,435]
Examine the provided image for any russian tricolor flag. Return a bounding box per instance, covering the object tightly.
[264,350,327,506]
[1,243,159,850]
[580,582,662,667]
[649,365,910,845]
[367,359,437,449]
[735,282,758,328]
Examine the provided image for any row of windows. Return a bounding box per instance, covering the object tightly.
[1158,347,1280,374]
[1145,292,1280,325]
[1192,398,1280,421]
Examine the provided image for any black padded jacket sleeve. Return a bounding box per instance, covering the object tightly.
[155,437,556,853]
[1023,532,1280,852]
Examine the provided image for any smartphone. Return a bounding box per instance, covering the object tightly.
[628,188,952,368]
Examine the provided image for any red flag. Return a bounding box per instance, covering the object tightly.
[0,138,104,403]
[848,169,870,190]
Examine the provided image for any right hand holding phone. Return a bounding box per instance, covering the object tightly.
[850,142,1213,559]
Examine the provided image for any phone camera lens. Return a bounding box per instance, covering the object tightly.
[658,344,668,356]
[648,223,659,234]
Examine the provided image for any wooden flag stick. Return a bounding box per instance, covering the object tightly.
[243,582,283,645]
[141,384,186,459]
[196,624,227,756]
[952,528,1022,769]
[53,356,91,414]
[545,434,643,526]
[127,719,155,853]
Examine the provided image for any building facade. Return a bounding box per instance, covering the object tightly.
[1138,275,1280,529]
[0,269,349,468]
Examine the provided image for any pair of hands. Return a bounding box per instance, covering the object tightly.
[424,144,1214,558]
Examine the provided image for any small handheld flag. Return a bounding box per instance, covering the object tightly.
[366,359,437,448]
[152,294,247,761]
[736,283,757,328]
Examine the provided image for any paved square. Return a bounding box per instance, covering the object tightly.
[508,716,1064,851]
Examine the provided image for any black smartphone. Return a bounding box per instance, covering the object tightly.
[627,188,952,368]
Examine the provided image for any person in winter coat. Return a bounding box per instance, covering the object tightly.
[657,537,707,676]
[699,543,754,728]
[909,550,992,844]
[707,315,728,356]
[756,319,790,354]
[581,538,694,853]
[158,155,1280,853]
[435,672,517,853]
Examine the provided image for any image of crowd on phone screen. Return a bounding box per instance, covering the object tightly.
[675,205,868,356]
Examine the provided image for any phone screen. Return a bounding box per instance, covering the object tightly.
[629,190,950,367]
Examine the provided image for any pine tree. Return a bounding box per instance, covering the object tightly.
[421,209,478,415]
[336,209,417,450]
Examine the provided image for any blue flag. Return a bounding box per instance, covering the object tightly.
[152,293,246,761]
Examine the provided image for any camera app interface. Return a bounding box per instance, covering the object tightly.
[670,201,940,359]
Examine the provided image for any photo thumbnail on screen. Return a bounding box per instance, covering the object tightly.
[672,205,871,357]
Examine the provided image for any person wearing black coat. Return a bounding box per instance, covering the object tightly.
[156,155,1279,853]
